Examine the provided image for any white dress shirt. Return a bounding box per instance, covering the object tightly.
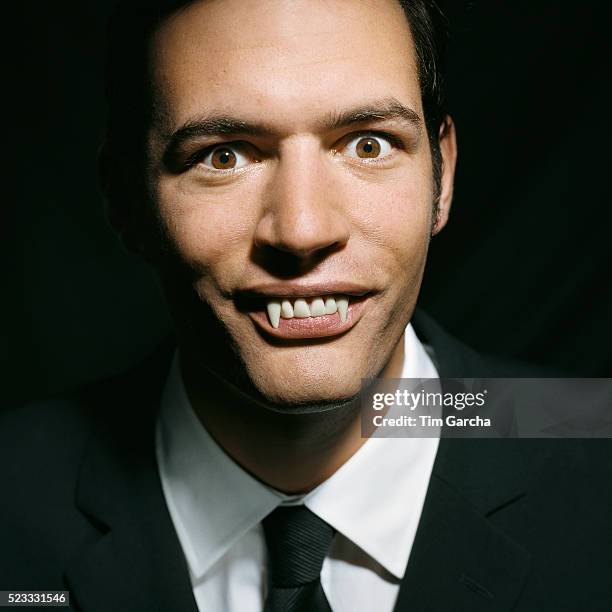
[156,323,440,612]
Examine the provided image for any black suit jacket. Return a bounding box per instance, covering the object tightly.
[1,311,611,611]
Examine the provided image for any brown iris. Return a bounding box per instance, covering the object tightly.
[211,147,237,169]
[355,137,381,158]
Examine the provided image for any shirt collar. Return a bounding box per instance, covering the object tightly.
[156,365,281,578]
[156,323,439,581]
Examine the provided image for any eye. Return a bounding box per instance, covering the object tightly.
[200,145,251,171]
[342,134,393,160]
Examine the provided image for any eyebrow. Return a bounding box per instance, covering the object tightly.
[319,98,422,135]
[160,97,422,159]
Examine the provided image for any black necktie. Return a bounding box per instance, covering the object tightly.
[262,505,335,612]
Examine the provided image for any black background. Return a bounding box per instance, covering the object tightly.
[4,1,611,408]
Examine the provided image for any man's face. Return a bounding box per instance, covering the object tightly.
[144,0,454,405]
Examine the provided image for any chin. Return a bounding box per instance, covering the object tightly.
[258,382,360,408]
[243,358,368,408]
[231,325,396,408]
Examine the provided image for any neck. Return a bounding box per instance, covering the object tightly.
[182,335,405,494]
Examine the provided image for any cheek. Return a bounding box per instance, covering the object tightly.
[349,167,433,264]
[156,179,256,273]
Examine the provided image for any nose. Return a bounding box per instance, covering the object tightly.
[254,141,350,262]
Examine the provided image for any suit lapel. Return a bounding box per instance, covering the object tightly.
[393,438,531,612]
[64,342,198,612]
[393,311,532,611]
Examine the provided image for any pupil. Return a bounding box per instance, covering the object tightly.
[357,138,379,158]
[212,148,236,169]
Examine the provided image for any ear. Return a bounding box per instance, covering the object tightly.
[432,115,457,235]
[98,140,144,255]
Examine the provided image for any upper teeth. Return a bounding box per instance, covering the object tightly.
[266,296,349,328]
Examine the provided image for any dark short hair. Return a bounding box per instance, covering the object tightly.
[103,0,449,202]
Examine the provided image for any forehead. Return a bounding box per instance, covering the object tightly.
[150,0,421,131]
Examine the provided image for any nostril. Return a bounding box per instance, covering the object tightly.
[262,220,346,257]
[251,243,344,278]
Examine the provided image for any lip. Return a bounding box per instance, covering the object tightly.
[235,281,374,340]
[248,295,369,340]
[239,281,372,299]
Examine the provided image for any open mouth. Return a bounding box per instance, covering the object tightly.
[266,295,349,327]
[236,284,373,340]
[255,294,368,339]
